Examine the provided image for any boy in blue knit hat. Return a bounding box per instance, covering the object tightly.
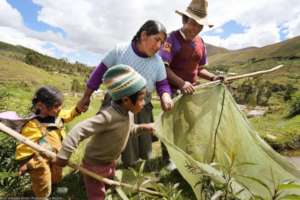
[54,64,155,200]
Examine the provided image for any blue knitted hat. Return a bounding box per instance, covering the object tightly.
[102,64,146,100]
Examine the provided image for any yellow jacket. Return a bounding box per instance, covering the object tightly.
[16,107,80,161]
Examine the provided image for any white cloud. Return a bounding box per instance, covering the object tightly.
[0,0,101,64]
[0,1,72,54]
[0,0,300,64]
[204,24,281,50]
[32,0,187,53]
[31,0,300,51]
[284,14,300,39]
[0,0,23,29]
[0,26,56,56]
[204,0,300,49]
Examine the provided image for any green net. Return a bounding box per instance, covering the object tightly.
[156,84,300,199]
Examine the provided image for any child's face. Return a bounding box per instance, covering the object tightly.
[37,102,62,117]
[123,89,146,114]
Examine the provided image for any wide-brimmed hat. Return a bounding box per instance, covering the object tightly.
[176,0,213,28]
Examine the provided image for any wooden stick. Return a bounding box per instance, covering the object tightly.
[195,64,284,89]
[0,122,163,197]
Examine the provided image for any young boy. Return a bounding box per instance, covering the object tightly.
[54,64,155,200]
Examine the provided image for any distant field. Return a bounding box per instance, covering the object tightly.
[0,55,84,92]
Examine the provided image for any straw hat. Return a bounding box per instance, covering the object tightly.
[176,0,213,28]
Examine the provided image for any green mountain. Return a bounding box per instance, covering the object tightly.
[206,36,300,87]
[0,41,92,78]
[206,43,229,56]
[208,35,300,67]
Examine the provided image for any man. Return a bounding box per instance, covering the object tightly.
[159,0,223,170]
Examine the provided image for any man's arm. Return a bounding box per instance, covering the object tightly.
[198,67,216,81]
[166,65,195,94]
[198,67,224,81]
[165,65,185,88]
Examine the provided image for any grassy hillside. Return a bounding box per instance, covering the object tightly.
[206,43,229,56]
[0,41,92,77]
[0,40,93,117]
[0,55,79,89]
[208,35,300,66]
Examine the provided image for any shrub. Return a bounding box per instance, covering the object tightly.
[288,92,300,118]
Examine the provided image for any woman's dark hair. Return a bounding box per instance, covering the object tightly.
[132,20,167,42]
[114,87,146,105]
[31,86,63,114]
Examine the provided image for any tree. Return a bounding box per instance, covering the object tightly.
[71,79,81,92]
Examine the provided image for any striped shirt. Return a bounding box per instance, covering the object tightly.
[87,42,171,101]
[103,42,167,92]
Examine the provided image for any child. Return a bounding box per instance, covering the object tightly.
[54,64,155,200]
[15,86,81,198]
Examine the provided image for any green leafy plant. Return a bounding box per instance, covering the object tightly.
[0,133,30,196]
[287,92,300,118]
[185,152,300,200]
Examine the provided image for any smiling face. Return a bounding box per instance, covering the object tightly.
[182,18,203,41]
[140,31,166,57]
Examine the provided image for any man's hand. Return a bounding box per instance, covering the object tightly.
[211,75,225,82]
[180,81,195,95]
[52,156,69,167]
[161,93,174,112]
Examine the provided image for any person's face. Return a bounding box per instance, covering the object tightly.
[182,18,203,40]
[122,89,146,114]
[37,102,62,117]
[140,32,166,56]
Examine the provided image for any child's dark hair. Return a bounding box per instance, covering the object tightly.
[31,86,63,114]
[114,87,146,105]
[132,20,167,43]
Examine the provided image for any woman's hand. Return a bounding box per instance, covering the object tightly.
[76,96,91,113]
[161,93,173,112]
[76,88,94,113]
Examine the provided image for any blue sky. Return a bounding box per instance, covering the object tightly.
[8,0,62,33]
[1,0,299,66]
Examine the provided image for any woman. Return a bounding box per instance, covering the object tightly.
[77,20,173,167]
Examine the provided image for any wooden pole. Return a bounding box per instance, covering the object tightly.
[0,122,163,197]
[195,64,284,89]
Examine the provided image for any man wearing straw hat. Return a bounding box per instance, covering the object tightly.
[159,0,223,170]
